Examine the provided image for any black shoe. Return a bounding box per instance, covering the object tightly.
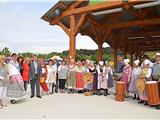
[105,90,110,95]
[133,94,136,99]
[71,89,74,94]
[98,93,102,96]
[30,95,34,98]
[138,100,144,104]
[125,95,129,98]
[133,96,136,99]
[133,97,136,100]
[37,96,42,98]
[155,105,160,110]
[144,101,148,105]
[104,93,107,96]
[68,89,71,94]
[11,100,16,104]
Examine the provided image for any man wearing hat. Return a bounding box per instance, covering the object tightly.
[152,53,160,109]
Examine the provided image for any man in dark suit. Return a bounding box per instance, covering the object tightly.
[53,59,60,93]
[30,55,42,98]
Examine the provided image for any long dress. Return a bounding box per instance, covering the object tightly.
[129,67,141,94]
[6,60,26,100]
[0,65,8,99]
[91,67,98,91]
[66,65,76,89]
[40,65,49,92]
[22,63,30,91]
[46,65,57,93]
[75,66,84,90]
[103,66,113,88]
[84,67,95,91]
[138,67,152,101]
[97,65,108,89]
[120,65,132,94]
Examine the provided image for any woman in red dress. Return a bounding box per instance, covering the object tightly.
[75,61,84,93]
[22,57,30,91]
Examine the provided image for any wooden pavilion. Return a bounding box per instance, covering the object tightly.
[41,0,160,67]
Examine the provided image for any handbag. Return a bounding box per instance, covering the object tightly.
[40,77,45,83]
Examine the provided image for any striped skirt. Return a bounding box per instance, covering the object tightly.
[6,75,27,100]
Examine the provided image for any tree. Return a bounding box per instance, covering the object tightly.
[0,47,11,56]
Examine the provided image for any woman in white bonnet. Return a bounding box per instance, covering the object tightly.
[129,60,141,99]
[138,59,152,105]
[103,61,113,95]
[97,61,108,96]
[120,59,132,98]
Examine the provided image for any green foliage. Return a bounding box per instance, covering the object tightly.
[0,47,157,61]
[0,47,11,56]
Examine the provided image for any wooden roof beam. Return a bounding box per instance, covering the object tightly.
[69,0,85,9]
[87,16,101,28]
[88,18,102,45]
[71,0,150,15]
[128,37,160,42]
[81,31,99,45]
[123,30,160,38]
[75,13,87,35]
[59,2,68,10]
[141,49,160,51]
[123,5,141,18]
[101,17,160,29]
[57,21,70,36]
[49,0,85,25]
[50,0,150,25]
[102,30,111,43]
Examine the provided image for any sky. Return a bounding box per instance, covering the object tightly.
[0,0,109,54]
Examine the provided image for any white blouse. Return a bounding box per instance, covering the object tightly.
[8,60,20,76]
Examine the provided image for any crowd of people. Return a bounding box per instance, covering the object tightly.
[0,52,160,110]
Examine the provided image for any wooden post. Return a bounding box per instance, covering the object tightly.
[69,15,76,60]
[114,47,117,68]
[98,44,102,61]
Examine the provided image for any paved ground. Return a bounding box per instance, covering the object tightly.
[0,90,160,119]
